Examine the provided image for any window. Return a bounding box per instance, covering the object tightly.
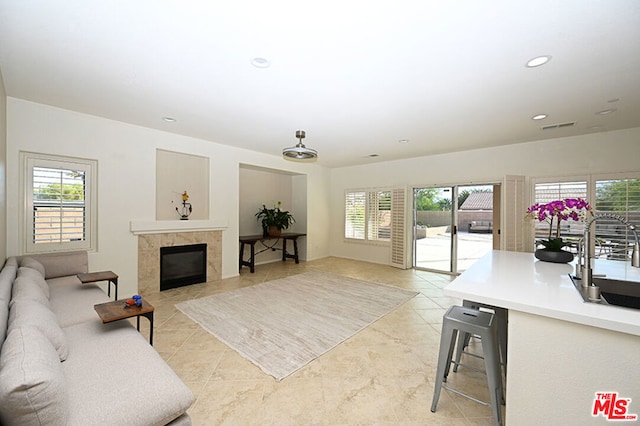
[368,190,391,241]
[22,153,97,253]
[531,174,640,261]
[594,177,640,260]
[345,191,365,239]
[532,180,588,241]
[345,189,391,242]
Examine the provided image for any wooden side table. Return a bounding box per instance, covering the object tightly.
[77,271,119,300]
[94,299,154,345]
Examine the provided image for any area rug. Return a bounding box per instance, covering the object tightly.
[175,271,418,381]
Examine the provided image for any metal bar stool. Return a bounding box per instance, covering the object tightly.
[431,305,504,426]
[453,300,508,375]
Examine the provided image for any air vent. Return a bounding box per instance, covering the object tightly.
[542,121,576,130]
[558,121,575,128]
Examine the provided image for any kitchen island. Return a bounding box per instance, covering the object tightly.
[444,250,640,425]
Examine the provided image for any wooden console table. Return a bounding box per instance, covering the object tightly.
[239,233,306,273]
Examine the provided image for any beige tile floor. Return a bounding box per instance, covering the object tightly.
[139,257,503,425]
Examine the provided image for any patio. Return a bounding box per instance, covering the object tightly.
[415,230,493,273]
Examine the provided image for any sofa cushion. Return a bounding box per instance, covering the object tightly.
[62,320,194,425]
[0,264,18,353]
[0,264,18,304]
[0,262,18,304]
[3,257,18,269]
[18,266,50,299]
[47,276,109,328]
[8,299,68,361]
[0,326,69,426]
[19,257,46,277]
[10,275,50,308]
[27,251,88,280]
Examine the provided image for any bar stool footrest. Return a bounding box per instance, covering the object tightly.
[451,361,487,375]
[441,384,491,407]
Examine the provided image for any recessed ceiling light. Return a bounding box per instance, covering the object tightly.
[526,55,552,68]
[398,139,409,144]
[251,57,270,68]
[596,108,617,115]
[532,114,548,120]
[162,117,176,122]
[368,154,379,157]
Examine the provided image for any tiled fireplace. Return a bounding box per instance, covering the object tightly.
[132,220,224,294]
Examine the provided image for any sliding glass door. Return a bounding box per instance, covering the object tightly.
[456,184,498,272]
[413,184,498,274]
[413,186,455,272]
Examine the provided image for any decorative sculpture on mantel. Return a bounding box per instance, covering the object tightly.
[176,191,192,220]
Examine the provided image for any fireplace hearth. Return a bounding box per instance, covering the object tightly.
[160,243,207,291]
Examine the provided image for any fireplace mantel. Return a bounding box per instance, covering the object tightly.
[130,219,227,235]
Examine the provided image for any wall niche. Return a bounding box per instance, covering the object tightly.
[156,149,209,221]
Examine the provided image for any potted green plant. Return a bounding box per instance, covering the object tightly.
[255,201,295,237]
[525,198,593,263]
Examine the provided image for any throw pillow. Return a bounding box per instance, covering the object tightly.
[0,326,69,425]
[17,266,50,299]
[10,276,50,307]
[8,299,68,361]
[19,257,46,277]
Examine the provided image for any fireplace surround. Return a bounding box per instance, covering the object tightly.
[136,229,222,294]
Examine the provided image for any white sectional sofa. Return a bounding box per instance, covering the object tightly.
[0,251,194,425]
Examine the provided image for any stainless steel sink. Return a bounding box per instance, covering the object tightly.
[570,275,640,310]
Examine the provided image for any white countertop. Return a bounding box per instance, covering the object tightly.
[444,250,640,336]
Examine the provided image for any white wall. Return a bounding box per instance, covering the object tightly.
[156,149,209,221]
[239,166,294,236]
[7,96,638,281]
[330,128,640,265]
[6,98,331,296]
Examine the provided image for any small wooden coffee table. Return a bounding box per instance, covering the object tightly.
[78,271,119,300]
[94,299,154,345]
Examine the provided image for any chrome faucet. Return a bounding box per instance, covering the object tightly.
[580,214,640,288]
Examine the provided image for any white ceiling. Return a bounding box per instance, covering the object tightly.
[1,1,639,168]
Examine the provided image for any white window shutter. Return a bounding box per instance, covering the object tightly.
[391,187,409,269]
[503,175,526,252]
[532,180,588,242]
[345,191,366,239]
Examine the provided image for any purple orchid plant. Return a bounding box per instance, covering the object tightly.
[525,198,594,251]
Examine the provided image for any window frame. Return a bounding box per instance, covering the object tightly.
[21,152,98,254]
[344,188,392,244]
